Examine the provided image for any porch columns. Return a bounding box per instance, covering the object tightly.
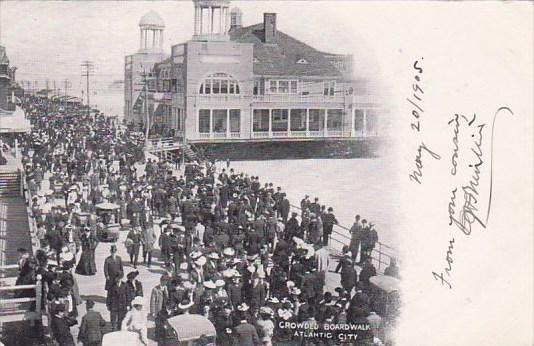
[287,110,291,135]
[363,109,367,137]
[268,109,272,138]
[226,109,230,138]
[351,109,355,137]
[209,109,213,139]
[324,110,328,137]
[306,109,310,137]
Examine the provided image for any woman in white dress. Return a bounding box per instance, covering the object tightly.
[121,296,148,345]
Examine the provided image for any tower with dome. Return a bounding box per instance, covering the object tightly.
[124,10,168,125]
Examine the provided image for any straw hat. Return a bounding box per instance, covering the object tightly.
[131,296,144,307]
[203,280,216,289]
[195,256,207,266]
[237,303,249,311]
[223,248,235,256]
[215,279,226,287]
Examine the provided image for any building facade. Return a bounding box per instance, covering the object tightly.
[126,0,385,146]
[0,46,19,111]
[124,11,168,125]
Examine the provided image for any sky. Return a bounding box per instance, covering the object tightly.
[0,0,382,96]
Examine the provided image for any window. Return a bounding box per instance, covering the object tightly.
[354,109,365,136]
[268,80,298,94]
[199,110,210,133]
[271,109,289,131]
[279,81,289,93]
[291,81,298,94]
[253,109,270,132]
[327,109,343,131]
[230,109,240,132]
[290,109,306,131]
[253,79,265,95]
[309,109,325,131]
[212,109,227,133]
[324,81,336,96]
[296,58,308,64]
[199,73,240,95]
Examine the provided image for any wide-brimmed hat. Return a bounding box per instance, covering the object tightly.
[190,251,202,260]
[237,303,249,311]
[290,287,301,295]
[195,256,207,266]
[131,296,144,307]
[208,252,220,260]
[223,248,235,256]
[267,297,280,304]
[215,279,225,287]
[259,306,275,316]
[178,299,194,310]
[203,280,216,289]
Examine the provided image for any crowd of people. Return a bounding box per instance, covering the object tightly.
[12,95,400,346]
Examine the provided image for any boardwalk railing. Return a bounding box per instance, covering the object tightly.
[145,137,184,152]
[21,169,40,250]
[288,203,399,274]
[0,275,43,323]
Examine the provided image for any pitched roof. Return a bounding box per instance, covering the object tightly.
[229,24,342,78]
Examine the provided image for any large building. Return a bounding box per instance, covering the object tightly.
[125,0,385,157]
[0,46,19,111]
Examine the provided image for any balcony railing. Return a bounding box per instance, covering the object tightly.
[253,94,345,104]
[251,129,345,139]
[197,132,242,140]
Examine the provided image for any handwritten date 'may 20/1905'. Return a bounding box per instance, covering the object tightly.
[407,58,442,185]
[432,108,513,289]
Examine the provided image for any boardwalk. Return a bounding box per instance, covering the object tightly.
[36,165,347,345]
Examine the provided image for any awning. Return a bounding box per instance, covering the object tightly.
[0,106,31,133]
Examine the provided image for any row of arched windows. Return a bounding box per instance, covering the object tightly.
[199,73,240,95]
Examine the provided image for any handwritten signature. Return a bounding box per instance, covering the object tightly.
[433,107,514,289]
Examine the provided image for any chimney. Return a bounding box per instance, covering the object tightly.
[263,13,277,43]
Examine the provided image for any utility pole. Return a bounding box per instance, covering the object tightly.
[63,79,70,110]
[81,61,95,119]
[135,69,152,146]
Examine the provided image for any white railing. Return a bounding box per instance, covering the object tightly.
[195,94,244,103]
[145,137,183,151]
[326,130,344,137]
[252,132,269,139]
[250,130,349,139]
[309,130,324,137]
[199,133,210,139]
[253,94,345,104]
[212,132,227,139]
[289,130,307,137]
[230,132,241,139]
[272,131,289,138]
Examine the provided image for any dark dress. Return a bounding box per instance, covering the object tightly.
[75,233,98,275]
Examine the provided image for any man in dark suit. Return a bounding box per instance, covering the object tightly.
[78,300,106,346]
[322,207,339,245]
[280,193,290,223]
[233,318,259,346]
[104,245,123,292]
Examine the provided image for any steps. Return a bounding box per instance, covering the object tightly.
[0,171,21,197]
